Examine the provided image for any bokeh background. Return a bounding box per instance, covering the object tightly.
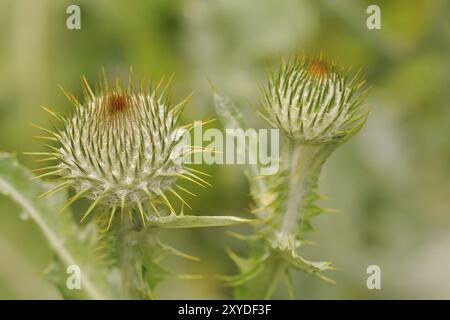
[0,0,449,299]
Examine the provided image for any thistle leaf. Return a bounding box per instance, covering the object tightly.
[0,153,117,299]
[269,232,335,284]
[211,83,247,129]
[147,214,250,228]
[213,88,279,220]
[138,232,202,297]
[220,248,267,287]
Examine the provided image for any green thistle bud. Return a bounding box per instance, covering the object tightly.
[29,72,202,226]
[260,55,368,144]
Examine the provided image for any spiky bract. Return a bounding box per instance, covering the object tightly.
[260,55,368,144]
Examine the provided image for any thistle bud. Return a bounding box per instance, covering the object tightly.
[30,73,202,225]
[261,56,368,144]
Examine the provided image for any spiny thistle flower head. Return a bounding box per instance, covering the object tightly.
[30,71,205,225]
[260,55,368,144]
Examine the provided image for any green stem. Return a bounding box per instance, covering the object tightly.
[117,215,139,299]
[282,143,336,233]
[260,142,336,299]
[258,143,304,299]
[281,143,303,232]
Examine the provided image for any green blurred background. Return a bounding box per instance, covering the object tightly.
[0,0,449,299]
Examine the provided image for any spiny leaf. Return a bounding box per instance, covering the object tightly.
[269,232,335,284]
[138,232,201,295]
[220,248,267,287]
[212,84,247,130]
[213,88,277,220]
[146,214,251,228]
[0,153,117,299]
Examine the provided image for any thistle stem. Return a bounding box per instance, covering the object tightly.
[281,143,303,233]
[259,143,303,299]
[282,143,335,233]
[117,215,138,299]
[260,143,335,299]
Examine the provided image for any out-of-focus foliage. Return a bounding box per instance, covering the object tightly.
[0,153,118,299]
[0,0,449,298]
